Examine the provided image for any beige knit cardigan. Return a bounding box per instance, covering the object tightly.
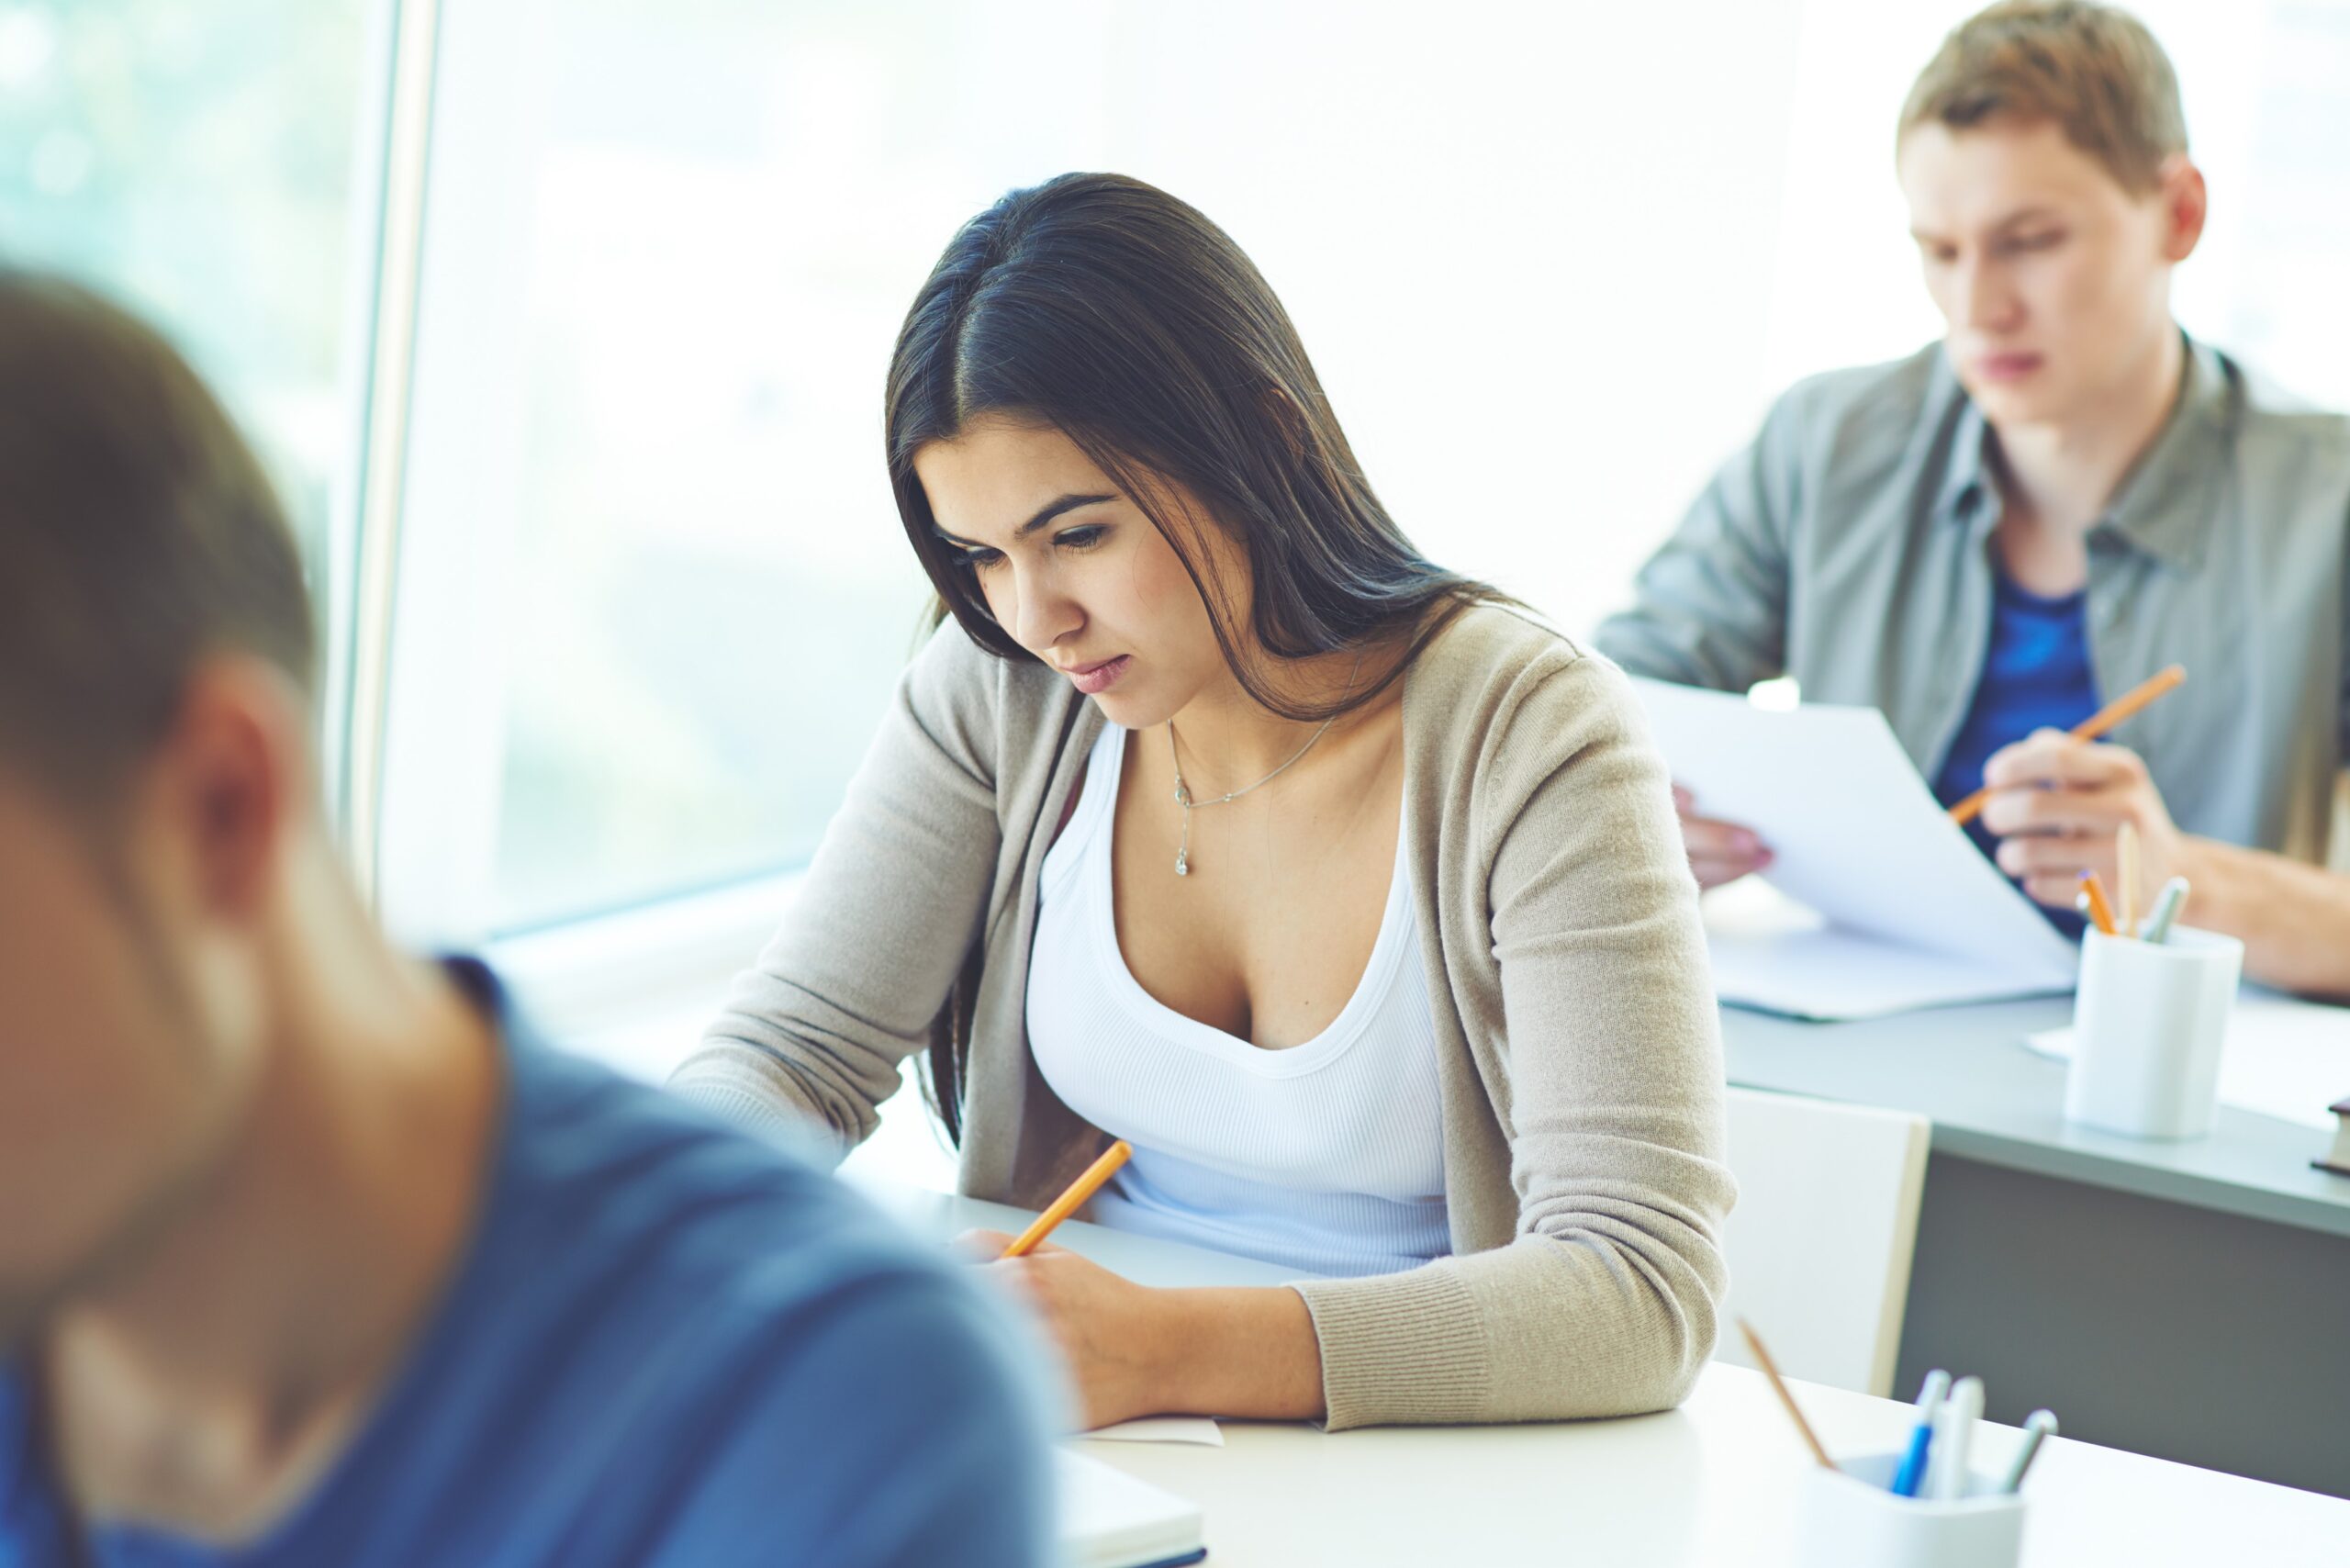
[672,604,1735,1430]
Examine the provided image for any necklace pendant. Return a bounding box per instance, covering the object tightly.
[1175,847,1189,877]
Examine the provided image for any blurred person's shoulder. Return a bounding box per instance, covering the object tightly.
[0,964,1058,1568]
[0,1364,75,1559]
[2224,352,2350,509]
[1729,343,1965,548]
[1764,342,1954,456]
[420,958,1058,1562]
[468,957,1024,1357]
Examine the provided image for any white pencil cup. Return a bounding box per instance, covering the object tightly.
[1795,1452,2024,1568]
[2064,925,2242,1139]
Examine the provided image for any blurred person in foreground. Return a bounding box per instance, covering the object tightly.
[0,271,1055,1567]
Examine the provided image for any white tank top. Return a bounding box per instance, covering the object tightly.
[1026,722,1451,1278]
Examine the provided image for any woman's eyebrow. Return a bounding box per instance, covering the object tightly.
[933,492,1118,548]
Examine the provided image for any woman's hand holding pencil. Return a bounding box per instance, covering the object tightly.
[955,1142,1177,1428]
[957,1137,1329,1429]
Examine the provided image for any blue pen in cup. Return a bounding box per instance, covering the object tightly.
[1888,1369,1949,1496]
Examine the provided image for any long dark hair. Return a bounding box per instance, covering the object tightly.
[887,171,1507,722]
[884,173,1509,1140]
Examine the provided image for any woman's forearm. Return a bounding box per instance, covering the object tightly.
[2180,834,2350,1000]
[1158,1285,1326,1421]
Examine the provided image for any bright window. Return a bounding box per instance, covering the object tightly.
[382,0,1054,941]
[0,0,377,767]
[369,0,2349,962]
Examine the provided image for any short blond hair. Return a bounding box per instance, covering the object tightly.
[1900,1,2188,194]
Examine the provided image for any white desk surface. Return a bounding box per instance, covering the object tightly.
[860,1182,2345,1566]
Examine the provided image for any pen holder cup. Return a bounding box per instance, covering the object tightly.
[2064,925,2242,1140]
[1796,1452,2024,1568]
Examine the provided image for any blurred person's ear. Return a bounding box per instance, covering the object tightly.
[2151,153,2207,264]
[139,655,316,929]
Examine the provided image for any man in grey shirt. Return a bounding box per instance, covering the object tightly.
[1596,1,2350,998]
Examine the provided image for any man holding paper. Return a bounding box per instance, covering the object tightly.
[1597,1,2350,999]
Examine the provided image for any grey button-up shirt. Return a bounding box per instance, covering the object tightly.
[1595,337,2350,863]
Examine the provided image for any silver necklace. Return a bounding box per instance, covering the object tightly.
[1165,655,1360,877]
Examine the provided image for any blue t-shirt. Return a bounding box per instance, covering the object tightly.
[0,961,1056,1568]
[1931,570,2100,936]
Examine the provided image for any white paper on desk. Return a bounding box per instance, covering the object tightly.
[2024,993,2350,1131]
[1084,1417,1224,1446]
[1632,678,2080,1019]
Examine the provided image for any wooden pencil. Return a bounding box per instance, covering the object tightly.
[1002,1140,1133,1259]
[1949,665,2187,827]
[2077,871,2121,937]
[2118,821,2141,937]
[1738,1317,1834,1470]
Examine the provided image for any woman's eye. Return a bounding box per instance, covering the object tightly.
[957,547,1004,572]
[1055,525,1108,552]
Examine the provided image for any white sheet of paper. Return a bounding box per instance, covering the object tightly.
[1632,678,2079,1019]
[1084,1417,1224,1446]
[2023,992,2350,1131]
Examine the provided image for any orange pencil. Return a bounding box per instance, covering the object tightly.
[2076,871,2121,937]
[1949,664,2187,827]
[1001,1140,1133,1259]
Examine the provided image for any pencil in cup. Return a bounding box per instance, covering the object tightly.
[2118,821,2141,937]
[1948,665,2186,827]
[2076,871,2120,937]
[1001,1140,1133,1258]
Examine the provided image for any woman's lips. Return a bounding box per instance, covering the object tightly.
[1065,655,1131,696]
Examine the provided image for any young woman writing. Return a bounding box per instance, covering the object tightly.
[674,173,1734,1431]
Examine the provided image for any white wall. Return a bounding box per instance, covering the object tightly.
[1080,0,1809,637]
